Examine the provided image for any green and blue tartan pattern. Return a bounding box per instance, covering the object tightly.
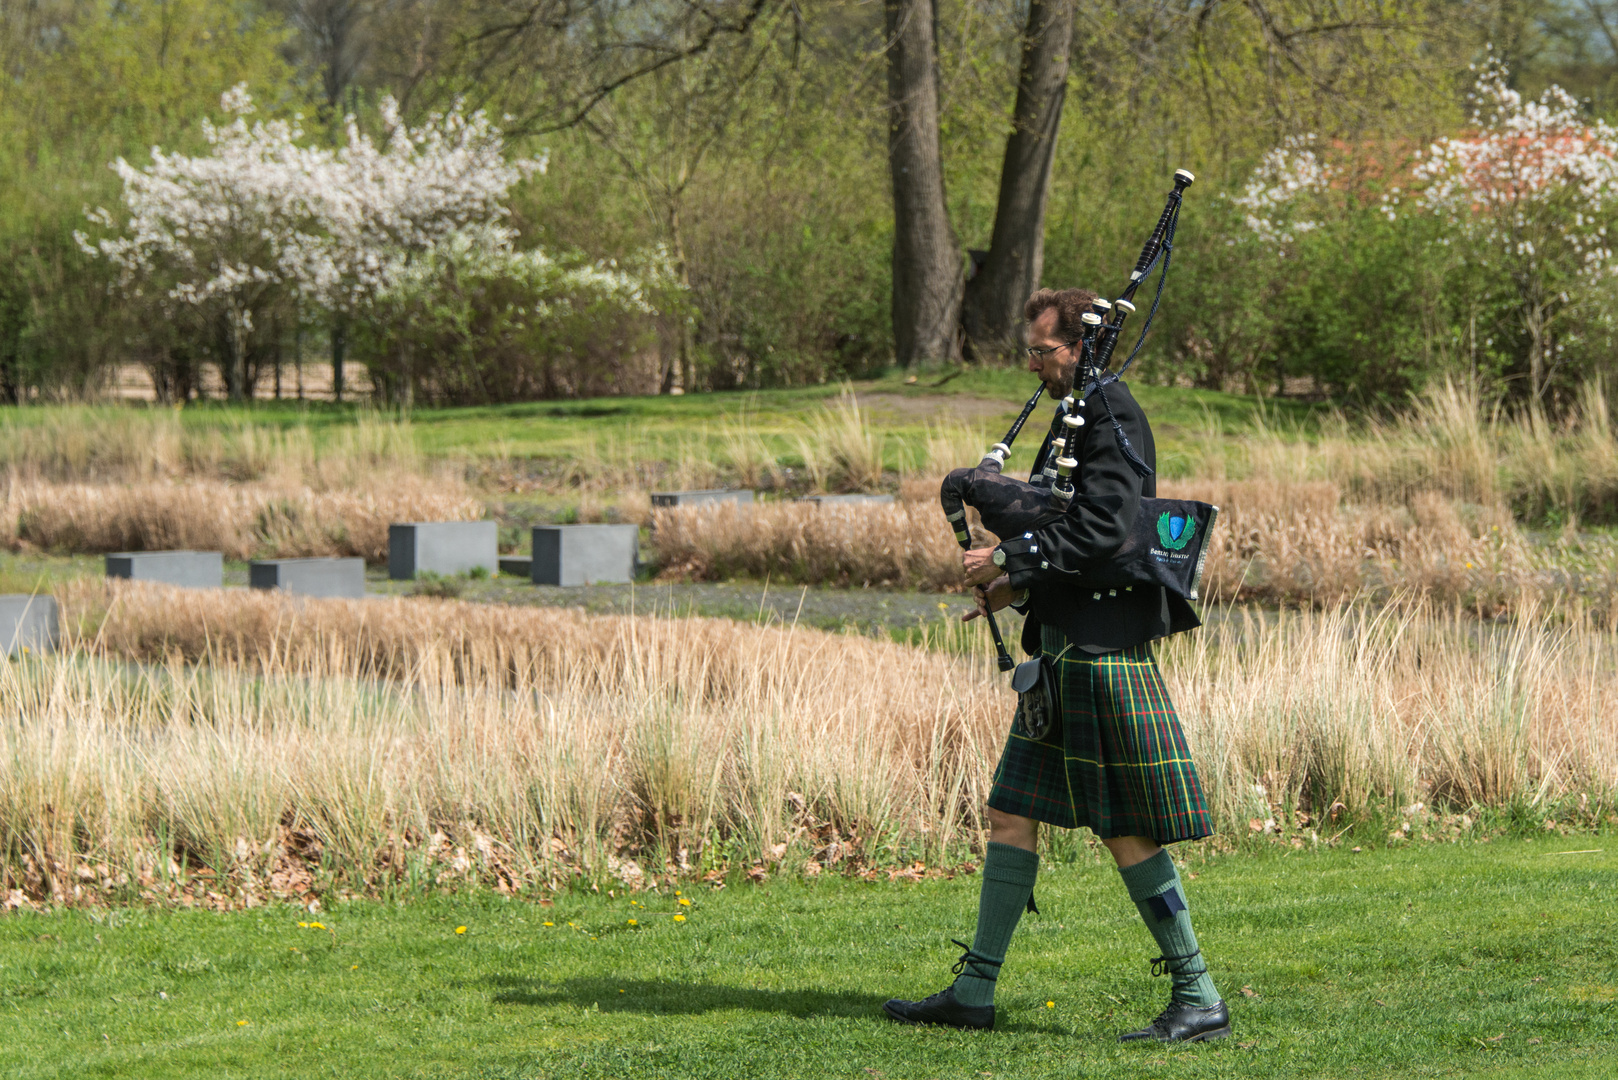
[986,624,1213,843]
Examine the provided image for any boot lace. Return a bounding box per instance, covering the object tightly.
[950,938,1001,984]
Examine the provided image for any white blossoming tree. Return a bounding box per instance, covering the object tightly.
[77,85,331,400]
[80,85,676,404]
[1392,61,1618,401]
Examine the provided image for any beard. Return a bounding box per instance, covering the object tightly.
[1043,359,1080,400]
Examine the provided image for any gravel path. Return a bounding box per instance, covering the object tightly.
[367,574,1007,636]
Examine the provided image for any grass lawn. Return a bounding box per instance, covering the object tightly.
[2,834,1612,1079]
[11,368,1320,479]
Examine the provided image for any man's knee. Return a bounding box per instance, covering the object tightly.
[986,806,1037,850]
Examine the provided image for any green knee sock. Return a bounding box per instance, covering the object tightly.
[1117,850,1222,1008]
[953,841,1039,1007]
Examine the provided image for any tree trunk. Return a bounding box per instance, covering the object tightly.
[885,0,962,367]
[663,201,691,395]
[331,317,346,403]
[962,0,1075,361]
[225,306,248,403]
[1523,282,1546,403]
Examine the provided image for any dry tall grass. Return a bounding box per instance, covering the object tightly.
[1198,378,1618,525]
[0,478,482,561]
[649,500,966,590]
[3,581,1613,906]
[649,480,1618,619]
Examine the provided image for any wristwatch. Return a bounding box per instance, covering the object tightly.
[992,547,1007,568]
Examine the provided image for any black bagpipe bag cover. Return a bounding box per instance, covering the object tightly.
[942,465,1218,602]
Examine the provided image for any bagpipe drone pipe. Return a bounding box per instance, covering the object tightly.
[941,169,1219,670]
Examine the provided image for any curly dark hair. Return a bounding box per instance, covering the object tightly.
[1023,287,1099,343]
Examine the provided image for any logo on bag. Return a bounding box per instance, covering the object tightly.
[1156,511,1195,551]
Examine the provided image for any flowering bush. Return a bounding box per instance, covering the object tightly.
[1390,60,1618,400]
[78,86,677,402]
[1232,134,1337,253]
[1220,59,1618,405]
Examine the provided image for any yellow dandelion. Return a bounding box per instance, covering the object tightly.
[455,926,467,935]
[543,921,554,927]
[297,922,309,928]
[618,989,626,994]
[350,964,358,970]
[673,914,686,923]
[627,918,638,926]
[1466,562,1474,570]
[308,922,326,930]
[675,890,682,896]
[1046,1001,1055,1009]
[678,898,691,907]
[237,1020,249,1026]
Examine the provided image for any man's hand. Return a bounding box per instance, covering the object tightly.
[963,574,1016,623]
[961,545,1001,588]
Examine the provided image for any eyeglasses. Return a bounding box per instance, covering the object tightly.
[1024,341,1078,361]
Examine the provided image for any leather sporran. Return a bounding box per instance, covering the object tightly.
[1011,656,1061,741]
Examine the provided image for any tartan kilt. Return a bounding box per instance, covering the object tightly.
[987,624,1213,843]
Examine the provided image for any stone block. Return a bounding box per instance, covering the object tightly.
[798,493,895,506]
[250,557,366,598]
[105,550,224,589]
[0,595,58,656]
[388,521,498,580]
[649,489,755,509]
[531,525,638,586]
[498,557,532,578]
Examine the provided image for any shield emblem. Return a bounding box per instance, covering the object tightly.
[1156,510,1196,551]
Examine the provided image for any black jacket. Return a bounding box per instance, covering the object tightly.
[997,379,1201,654]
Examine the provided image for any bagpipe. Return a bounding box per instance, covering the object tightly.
[941,170,1219,672]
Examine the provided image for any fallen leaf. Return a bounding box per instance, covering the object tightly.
[1240,985,1258,997]
[1528,1037,1542,1045]
[1237,1041,1257,1050]
[1375,999,1387,1006]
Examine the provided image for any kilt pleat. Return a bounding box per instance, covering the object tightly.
[986,624,1213,844]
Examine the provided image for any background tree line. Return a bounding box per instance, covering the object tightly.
[4,0,1618,406]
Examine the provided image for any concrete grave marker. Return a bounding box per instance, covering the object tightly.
[798,493,895,506]
[388,521,498,580]
[250,558,366,598]
[649,489,755,508]
[531,524,638,586]
[105,550,224,589]
[0,595,58,656]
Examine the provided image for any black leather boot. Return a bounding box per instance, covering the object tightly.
[882,982,995,1031]
[882,940,998,1031]
[1117,999,1231,1043]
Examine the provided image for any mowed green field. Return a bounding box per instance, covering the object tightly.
[3,835,1612,1080]
[4,369,1315,477]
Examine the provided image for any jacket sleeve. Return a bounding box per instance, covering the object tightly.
[996,397,1145,589]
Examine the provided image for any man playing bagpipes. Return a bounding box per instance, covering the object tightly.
[883,172,1230,1044]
